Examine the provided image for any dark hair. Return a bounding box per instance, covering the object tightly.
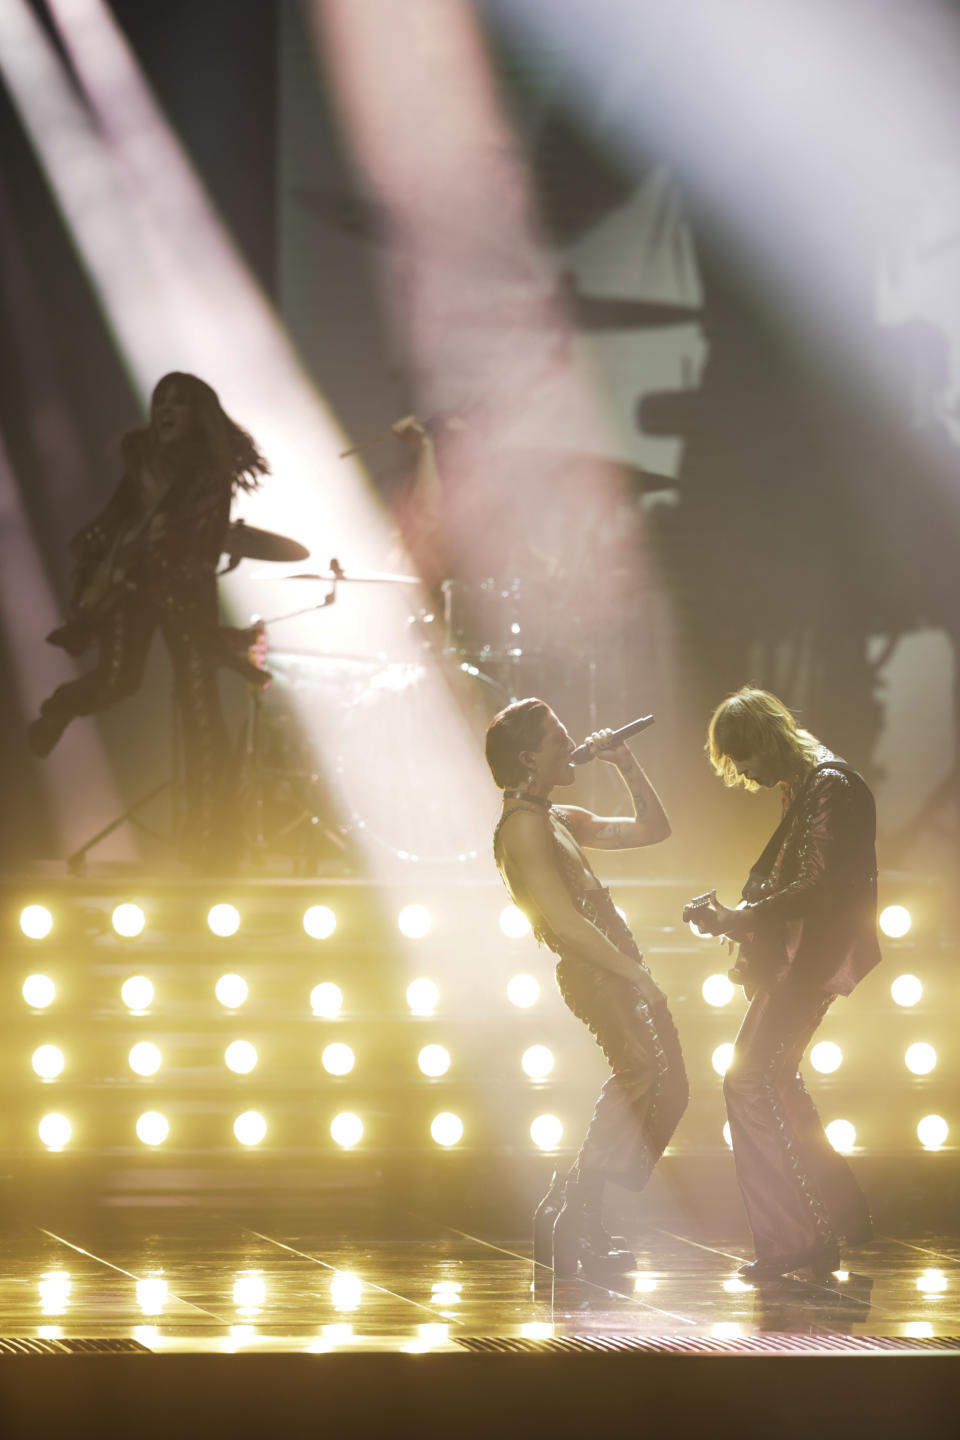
[485,698,550,789]
[122,371,269,494]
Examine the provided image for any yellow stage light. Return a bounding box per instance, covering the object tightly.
[136,1278,168,1314]
[216,974,249,1009]
[520,1322,554,1340]
[22,975,56,1009]
[303,905,337,940]
[917,1115,948,1151]
[418,1044,451,1077]
[406,978,439,1015]
[31,1045,64,1080]
[20,905,52,940]
[112,903,145,938]
[121,975,154,1011]
[530,1114,563,1150]
[917,1269,948,1295]
[891,974,923,1008]
[507,974,539,1008]
[810,1041,843,1074]
[521,1045,554,1080]
[825,1119,856,1153]
[430,1112,464,1147]
[330,1112,363,1148]
[418,1323,450,1343]
[905,1322,934,1338]
[499,904,531,939]
[311,982,343,1018]
[330,1272,363,1311]
[398,904,431,939]
[38,1273,71,1315]
[702,974,735,1007]
[38,1113,71,1150]
[128,1041,162,1077]
[905,1042,937,1075]
[321,1042,355,1076]
[234,1273,266,1311]
[879,904,911,939]
[224,1041,258,1075]
[207,903,241,937]
[321,1323,354,1344]
[136,1111,169,1146]
[723,1276,752,1294]
[712,1323,742,1340]
[633,1275,658,1292]
[712,1042,735,1077]
[723,1121,733,1148]
[234,1111,267,1146]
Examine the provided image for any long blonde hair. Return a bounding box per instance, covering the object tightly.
[707,687,820,792]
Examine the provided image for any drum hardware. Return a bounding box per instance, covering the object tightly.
[217,520,310,575]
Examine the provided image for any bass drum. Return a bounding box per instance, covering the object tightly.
[335,660,506,864]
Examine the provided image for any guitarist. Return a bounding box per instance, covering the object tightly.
[28,372,269,870]
[684,687,880,1279]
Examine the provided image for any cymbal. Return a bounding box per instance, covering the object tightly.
[224,521,310,563]
[272,569,421,585]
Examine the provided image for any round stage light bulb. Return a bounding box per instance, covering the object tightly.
[398,904,431,939]
[128,1041,162,1077]
[136,1278,168,1313]
[20,905,53,940]
[121,975,154,1011]
[722,1121,733,1149]
[507,974,539,1009]
[430,1112,463,1147]
[303,905,336,940]
[917,1114,949,1151]
[224,1041,258,1075]
[702,974,735,1007]
[321,1043,355,1076]
[329,1273,363,1311]
[810,1041,843,1074]
[39,1113,71,1150]
[136,1111,169,1146]
[112,903,145,938]
[234,1111,267,1146]
[711,1042,735,1077]
[825,1119,856,1154]
[406,978,439,1015]
[216,974,249,1009]
[530,1114,563,1150]
[418,1044,451,1078]
[499,904,531,939]
[521,1045,555,1080]
[233,1274,266,1310]
[905,1042,937,1076]
[22,974,56,1009]
[917,1269,948,1295]
[207,903,241,937]
[879,904,912,939]
[330,1112,363,1148]
[310,982,343,1018]
[31,1045,64,1080]
[891,974,923,1008]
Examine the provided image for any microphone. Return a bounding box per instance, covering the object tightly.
[570,714,655,764]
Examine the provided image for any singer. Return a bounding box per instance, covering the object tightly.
[485,698,687,1278]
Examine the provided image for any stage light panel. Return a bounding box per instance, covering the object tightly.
[702,974,735,1007]
[303,905,337,940]
[136,1278,168,1314]
[216,974,249,1009]
[711,1042,735,1077]
[810,1041,843,1074]
[879,904,912,939]
[112,903,145,938]
[128,1041,162,1077]
[406,978,439,1015]
[905,1042,937,1075]
[330,1112,363,1148]
[723,1121,733,1148]
[234,1111,267,1146]
[825,1119,856,1153]
[310,982,343,1018]
[530,1114,563,1150]
[499,904,531,939]
[207,904,241,938]
[917,1114,948,1150]
[507,974,539,1008]
[22,974,56,1009]
[418,1044,451,1077]
[224,1041,258,1075]
[321,1042,355,1076]
[398,904,431,939]
[121,975,154,1011]
[430,1112,464,1147]
[891,974,923,1007]
[20,905,53,940]
[38,1113,71,1150]
[521,1045,554,1080]
[31,1045,64,1080]
[136,1111,169,1146]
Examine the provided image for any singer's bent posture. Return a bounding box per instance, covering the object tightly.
[486,698,687,1277]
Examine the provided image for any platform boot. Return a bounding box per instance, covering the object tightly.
[552,1170,636,1279]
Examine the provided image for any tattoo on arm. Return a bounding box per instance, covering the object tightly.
[593,820,627,843]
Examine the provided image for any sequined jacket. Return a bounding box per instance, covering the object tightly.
[732,749,882,996]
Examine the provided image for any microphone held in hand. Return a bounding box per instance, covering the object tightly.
[570,714,655,764]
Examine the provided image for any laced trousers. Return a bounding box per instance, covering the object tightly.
[723,979,872,1262]
[554,893,688,1190]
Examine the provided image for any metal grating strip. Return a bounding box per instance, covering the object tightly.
[0,1338,152,1356]
[457,1333,960,1355]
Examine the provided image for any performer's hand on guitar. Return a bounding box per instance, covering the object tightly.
[681,889,745,939]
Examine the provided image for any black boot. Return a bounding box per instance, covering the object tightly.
[552,1173,636,1279]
